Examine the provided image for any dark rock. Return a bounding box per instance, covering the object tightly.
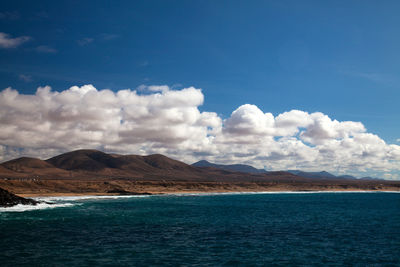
[0,187,39,207]
[106,189,152,195]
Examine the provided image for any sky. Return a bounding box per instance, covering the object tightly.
[0,0,399,179]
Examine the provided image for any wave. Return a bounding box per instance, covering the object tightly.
[27,191,400,202]
[33,194,152,203]
[2,191,398,212]
[167,190,400,197]
[0,202,76,212]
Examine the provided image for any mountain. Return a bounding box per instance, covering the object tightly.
[193,160,362,180]
[0,165,20,176]
[1,150,398,195]
[4,157,56,171]
[1,157,70,178]
[192,160,357,180]
[360,176,383,181]
[46,149,122,171]
[0,149,380,182]
[142,154,197,171]
[337,175,357,179]
[45,149,201,178]
[0,149,302,182]
[287,170,338,179]
[192,160,268,174]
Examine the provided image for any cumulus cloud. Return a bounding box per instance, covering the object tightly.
[0,85,219,161]
[0,32,31,48]
[300,112,366,145]
[0,84,399,179]
[224,104,275,136]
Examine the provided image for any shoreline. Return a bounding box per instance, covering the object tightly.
[19,189,400,198]
[2,189,399,212]
[1,179,399,198]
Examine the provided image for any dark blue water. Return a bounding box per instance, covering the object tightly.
[1,192,399,266]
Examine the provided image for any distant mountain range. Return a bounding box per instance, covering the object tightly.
[192,160,382,180]
[0,149,382,181]
[192,160,268,174]
[0,149,301,182]
[0,149,397,199]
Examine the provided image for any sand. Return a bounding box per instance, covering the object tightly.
[1,179,399,197]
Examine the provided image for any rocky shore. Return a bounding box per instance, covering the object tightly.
[0,187,39,207]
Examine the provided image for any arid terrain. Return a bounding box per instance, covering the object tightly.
[0,149,399,196]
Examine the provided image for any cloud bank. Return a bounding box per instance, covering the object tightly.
[1,85,399,179]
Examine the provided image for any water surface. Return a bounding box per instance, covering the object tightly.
[1,192,399,266]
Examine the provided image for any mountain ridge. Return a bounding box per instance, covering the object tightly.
[0,149,300,182]
[192,160,268,174]
[193,160,382,180]
[0,150,383,181]
[0,150,398,195]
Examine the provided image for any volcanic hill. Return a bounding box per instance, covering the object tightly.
[0,149,399,195]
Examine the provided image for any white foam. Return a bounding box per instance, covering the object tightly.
[31,191,400,202]
[166,190,400,197]
[0,202,76,212]
[33,194,152,203]
[2,191,398,212]
[23,190,400,202]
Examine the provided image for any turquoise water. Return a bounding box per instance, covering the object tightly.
[1,192,399,266]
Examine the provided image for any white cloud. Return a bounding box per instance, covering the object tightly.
[300,112,366,145]
[0,84,399,179]
[224,104,275,136]
[0,32,31,48]
[35,45,57,53]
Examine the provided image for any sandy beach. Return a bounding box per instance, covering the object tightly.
[1,179,398,198]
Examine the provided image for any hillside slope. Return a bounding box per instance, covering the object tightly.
[0,149,301,182]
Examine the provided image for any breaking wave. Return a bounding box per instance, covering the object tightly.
[167,190,400,197]
[0,202,76,212]
[33,194,152,203]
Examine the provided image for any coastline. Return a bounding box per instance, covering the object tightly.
[1,179,399,199]
[2,188,399,212]
[19,188,400,198]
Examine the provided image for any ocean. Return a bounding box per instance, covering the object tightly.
[1,192,399,266]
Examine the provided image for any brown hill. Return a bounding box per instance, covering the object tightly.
[3,157,54,171]
[42,149,204,180]
[0,149,364,183]
[46,149,120,171]
[143,154,195,171]
[0,165,19,176]
[1,149,399,195]
[1,157,70,178]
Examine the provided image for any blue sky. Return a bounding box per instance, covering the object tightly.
[1,1,399,178]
